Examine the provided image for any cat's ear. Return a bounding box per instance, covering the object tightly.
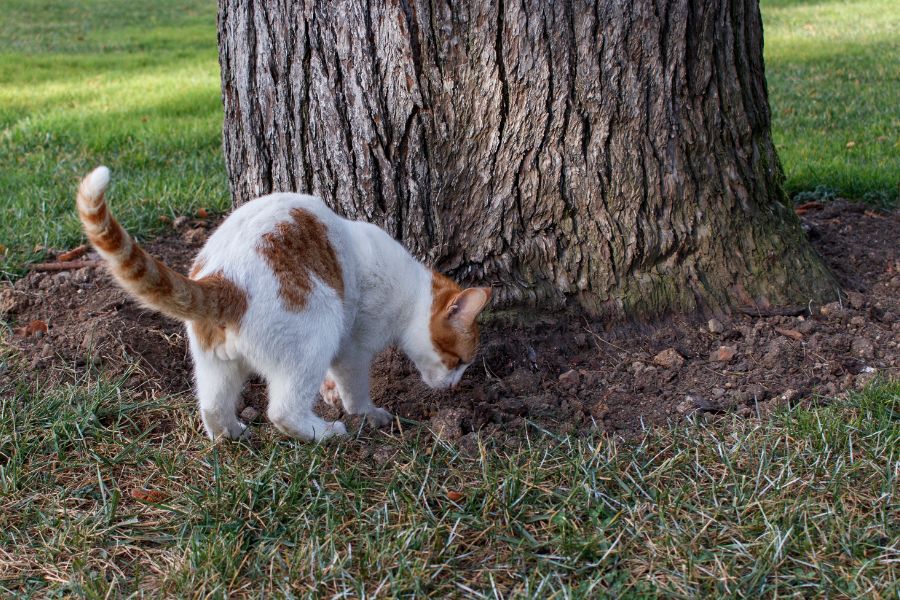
[447,287,492,328]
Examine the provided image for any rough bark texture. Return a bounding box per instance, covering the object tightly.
[217,0,836,318]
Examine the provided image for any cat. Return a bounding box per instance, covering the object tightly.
[76,166,491,442]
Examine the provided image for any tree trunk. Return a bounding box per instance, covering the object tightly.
[217,0,836,318]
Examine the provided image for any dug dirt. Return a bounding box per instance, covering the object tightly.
[2,202,898,444]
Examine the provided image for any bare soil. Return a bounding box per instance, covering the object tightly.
[2,202,898,444]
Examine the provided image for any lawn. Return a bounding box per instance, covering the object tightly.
[1,0,898,596]
[0,0,228,276]
[0,0,897,274]
[2,371,897,596]
[762,0,899,204]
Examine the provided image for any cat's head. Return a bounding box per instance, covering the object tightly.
[416,272,492,390]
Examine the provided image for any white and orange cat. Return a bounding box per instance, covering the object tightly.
[76,166,491,441]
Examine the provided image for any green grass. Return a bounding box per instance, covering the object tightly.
[762,0,900,203]
[0,0,228,276]
[1,366,896,596]
[0,0,896,277]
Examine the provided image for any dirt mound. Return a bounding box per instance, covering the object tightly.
[2,203,898,440]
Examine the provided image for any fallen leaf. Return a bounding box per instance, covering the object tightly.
[710,345,737,363]
[775,327,804,341]
[446,490,464,502]
[0,243,6,255]
[653,348,685,369]
[57,245,88,262]
[130,489,169,503]
[197,208,209,218]
[158,215,172,224]
[794,201,823,215]
[15,320,49,338]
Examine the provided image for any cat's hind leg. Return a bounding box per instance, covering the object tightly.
[193,351,249,440]
[268,372,347,442]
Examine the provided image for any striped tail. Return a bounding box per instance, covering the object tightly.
[75,166,245,326]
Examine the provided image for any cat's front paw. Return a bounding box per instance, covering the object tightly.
[364,407,394,429]
[320,378,342,409]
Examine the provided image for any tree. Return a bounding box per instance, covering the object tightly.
[217,0,836,318]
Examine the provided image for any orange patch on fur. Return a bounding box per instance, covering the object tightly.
[120,242,144,276]
[258,208,344,311]
[92,219,125,253]
[189,271,248,351]
[81,203,108,226]
[429,271,479,368]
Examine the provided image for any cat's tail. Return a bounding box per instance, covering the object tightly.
[75,166,245,324]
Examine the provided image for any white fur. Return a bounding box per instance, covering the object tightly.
[188,193,469,441]
[83,166,110,199]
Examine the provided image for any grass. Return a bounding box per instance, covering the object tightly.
[0,0,896,275]
[762,0,899,203]
[0,0,227,276]
[1,366,897,596]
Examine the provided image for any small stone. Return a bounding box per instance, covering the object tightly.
[849,316,866,326]
[240,406,260,423]
[53,271,72,285]
[431,408,466,441]
[855,367,877,390]
[456,433,480,458]
[711,387,725,399]
[746,384,768,403]
[182,228,206,244]
[851,337,875,360]
[73,267,93,283]
[710,345,737,362]
[589,400,609,420]
[691,395,720,414]
[505,368,540,395]
[796,319,818,335]
[81,329,108,352]
[0,289,22,317]
[761,338,789,367]
[820,301,844,317]
[653,348,685,369]
[777,389,800,404]
[707,318,724,334]
[846,291,865,310]
[558,369,581,389]
[172,215,190,229]
[676,398,694,415]
[371,445,397,465]
[581,370,604,389]
[523,394,554,416]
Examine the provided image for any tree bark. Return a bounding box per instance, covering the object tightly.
[217,0,836,318]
